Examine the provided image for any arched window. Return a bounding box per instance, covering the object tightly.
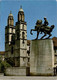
[22,32,25,43]
[6,35,8,42]
[11,46,13,54]
[22,32,25,39]
[17,32,19,39]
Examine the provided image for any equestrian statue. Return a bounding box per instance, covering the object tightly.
[30,17,55,39]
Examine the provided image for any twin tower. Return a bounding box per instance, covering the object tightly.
[5,7,28,67]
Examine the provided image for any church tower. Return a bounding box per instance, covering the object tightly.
[5,11,14,45]
[5,11,15,59]
[15,6,27,66]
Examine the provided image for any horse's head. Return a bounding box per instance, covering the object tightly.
[50,25,55,32]
[51,25,55,29]
[36,20,42,25]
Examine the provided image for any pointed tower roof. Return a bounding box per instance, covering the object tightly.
[7,11,14,26]
[19,6,24,12]
[9,11,13,17]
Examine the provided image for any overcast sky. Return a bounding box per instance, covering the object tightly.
[0,0,57,51]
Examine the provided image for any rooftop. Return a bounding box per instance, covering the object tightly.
[19,6,24,12]
[9,11,13,17]
[0,51,5,55]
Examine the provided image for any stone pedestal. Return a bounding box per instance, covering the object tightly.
[4,67,30,76]
[30,39,54,76]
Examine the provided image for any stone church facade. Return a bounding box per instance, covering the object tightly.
[5,7,30,67]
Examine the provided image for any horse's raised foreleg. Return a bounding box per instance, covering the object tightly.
[40,33,46,39]
[30,29,33,35]
[30,29,36,35]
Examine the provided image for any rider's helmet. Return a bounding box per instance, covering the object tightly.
[44,17,46,19]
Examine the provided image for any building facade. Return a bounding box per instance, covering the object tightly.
[5,7,29,67]
[0,51,5,61]
[52,37,57,75]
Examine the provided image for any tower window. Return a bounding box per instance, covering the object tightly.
[22,14,24,21]
[11,46,13,54]
[23,57,25,61]
[22,26,24,30]
[22,32,25,43]
[6,35,8,42]
[28,58,30,62]
[17,32,19,39]
[22,32,24,38]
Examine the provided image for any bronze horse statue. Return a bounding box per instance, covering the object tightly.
[30,20,55,39]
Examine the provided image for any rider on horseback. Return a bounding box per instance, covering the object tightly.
[41,17,49,28]
[30,17,55,39]
[40,17,49,34]
[43,17,49,26]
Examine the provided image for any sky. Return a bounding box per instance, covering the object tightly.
[0,0,57,51]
